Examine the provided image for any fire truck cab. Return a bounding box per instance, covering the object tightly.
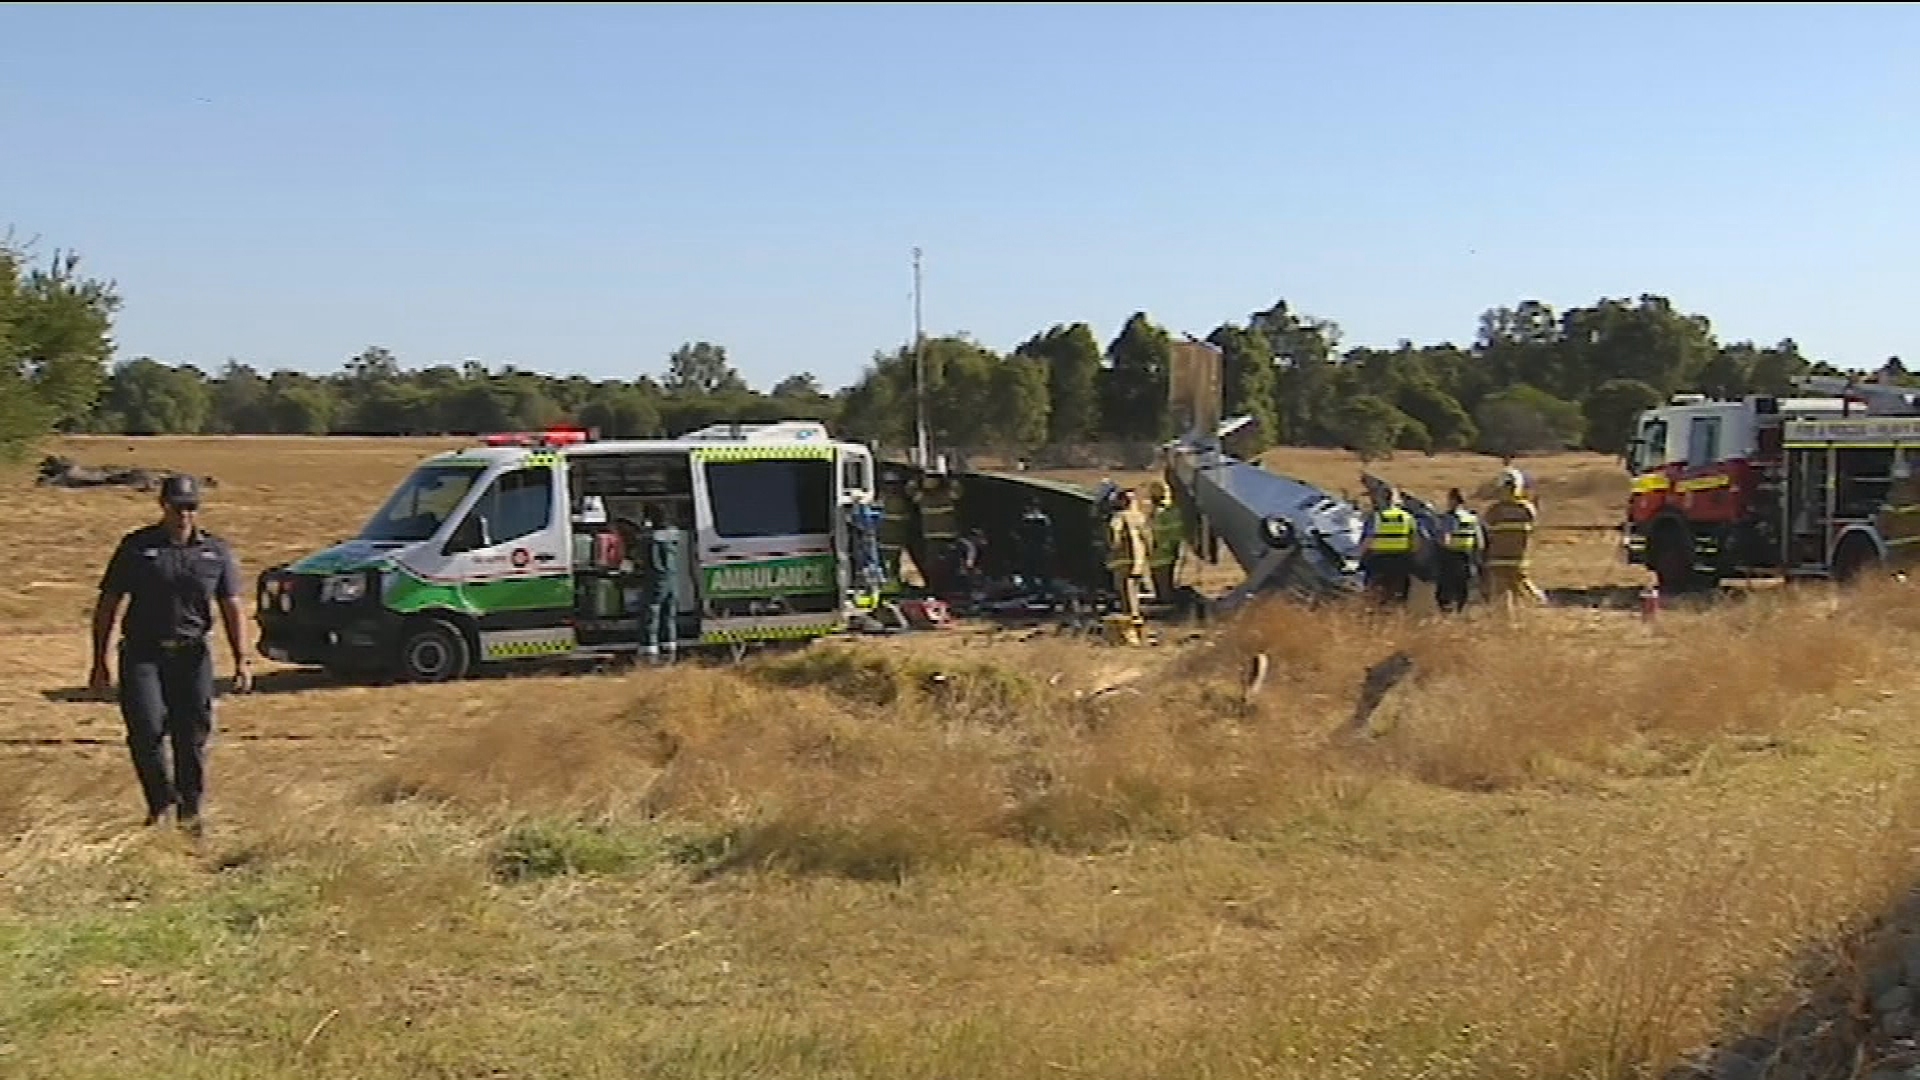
[1624,377,1920,592]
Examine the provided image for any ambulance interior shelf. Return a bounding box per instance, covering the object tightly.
[570,521,636,647]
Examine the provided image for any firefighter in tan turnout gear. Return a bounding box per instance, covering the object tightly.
[876,469,915,596]
[1482,467,1544,608]
[1105,489,1150,631]
[1146,482,1184,605]
[918,471,959,596]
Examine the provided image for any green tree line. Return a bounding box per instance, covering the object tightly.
[3,231,1864,464]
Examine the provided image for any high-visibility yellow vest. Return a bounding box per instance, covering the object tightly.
[1443,509,1480,553]
[1149,503,1183,569]
[1367,507,1414,555]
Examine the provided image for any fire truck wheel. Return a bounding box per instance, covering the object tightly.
[1831,536,1882,586]
[1650,527,1698,595]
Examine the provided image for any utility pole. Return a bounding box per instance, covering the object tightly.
[912,246,929,469]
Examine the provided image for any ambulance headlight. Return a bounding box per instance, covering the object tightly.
[322,572,370,604]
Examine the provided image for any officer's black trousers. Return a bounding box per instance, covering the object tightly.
[117,642,214,819]
[1435,552,1476,613]
[1362,553,1412,607]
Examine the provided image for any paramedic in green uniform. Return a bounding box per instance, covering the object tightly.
[639,510,684,665]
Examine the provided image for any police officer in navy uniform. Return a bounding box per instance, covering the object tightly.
[89,474,252,835]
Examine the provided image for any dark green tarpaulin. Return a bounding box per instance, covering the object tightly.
[879,462,1110,591]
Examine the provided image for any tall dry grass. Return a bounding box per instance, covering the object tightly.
[7,576,1920,1078]
[368,582,1907,873]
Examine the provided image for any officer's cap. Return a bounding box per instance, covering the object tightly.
[160,473,201,509]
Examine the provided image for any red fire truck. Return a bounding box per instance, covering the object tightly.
[1623,375,1920,593]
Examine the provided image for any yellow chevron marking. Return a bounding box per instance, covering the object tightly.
[693,446,836,462]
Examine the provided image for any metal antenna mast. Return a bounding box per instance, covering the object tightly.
[912,246,929,468]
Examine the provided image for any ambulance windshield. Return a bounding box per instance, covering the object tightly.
[359,463,485,543]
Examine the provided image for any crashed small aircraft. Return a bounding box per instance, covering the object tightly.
[878,342,1449,617]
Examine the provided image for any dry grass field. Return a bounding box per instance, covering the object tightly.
[4,435,1918,1079]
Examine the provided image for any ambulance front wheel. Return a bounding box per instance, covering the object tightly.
[398,618,472,683]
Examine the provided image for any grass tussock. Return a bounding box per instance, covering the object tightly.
[374,647,1363,875]
[745,642,1049,726]
[1199,585,1891,792]
[632,664,1014,879]
[488,818,655,882]
[365,693,676,819]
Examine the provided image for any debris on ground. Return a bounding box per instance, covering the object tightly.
[1242,652,1270,704]
[34,455,218,493]
[897,598,952,630]
[1341,649,1417,738]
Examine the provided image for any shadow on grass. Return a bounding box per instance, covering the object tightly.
[1665,886,1920,1080]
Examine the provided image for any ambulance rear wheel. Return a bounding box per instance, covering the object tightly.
[398,618,471,683]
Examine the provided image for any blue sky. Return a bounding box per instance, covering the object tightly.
[3,2,1915,391]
